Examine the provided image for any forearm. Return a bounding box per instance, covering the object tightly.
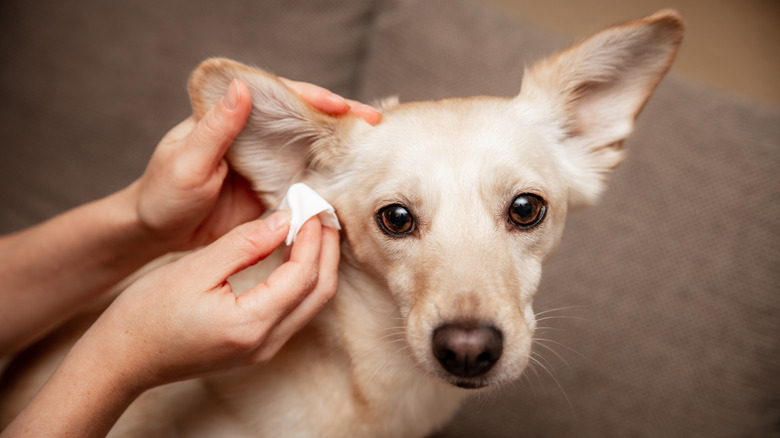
[0,334,144,437]
[0,182,167,355]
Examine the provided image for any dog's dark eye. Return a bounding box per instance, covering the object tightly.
[377,204,415,236]
[508,194,546,229]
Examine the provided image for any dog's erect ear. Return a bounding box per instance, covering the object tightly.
[519,10,684,207]
[188,58,356,207]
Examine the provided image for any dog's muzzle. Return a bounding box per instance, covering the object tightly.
[432,320,503,387]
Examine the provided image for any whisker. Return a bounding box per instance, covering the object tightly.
[533,305,590,318]
[528,354,576,418]
[519,368,537,396]
[534,314,587,324]
[534,337,587,361]
[347,329,407,362]
[533,326,571,335]
[526,356,547,389]
[533,340,573,369]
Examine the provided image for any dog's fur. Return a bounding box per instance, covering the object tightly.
[0,11,683,437]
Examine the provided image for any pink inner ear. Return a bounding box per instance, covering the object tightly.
[567,79,642,146]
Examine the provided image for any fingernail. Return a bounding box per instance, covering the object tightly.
[356,103,383,125]
[223,79,240,110]
[266,210,292,232]
[326,93,350,109]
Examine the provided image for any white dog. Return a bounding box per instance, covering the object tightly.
[1,10,683,437]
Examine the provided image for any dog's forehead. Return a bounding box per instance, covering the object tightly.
[354,97,562,196]
[380,98,513,148]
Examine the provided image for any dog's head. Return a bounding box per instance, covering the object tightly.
[188,11,683,389]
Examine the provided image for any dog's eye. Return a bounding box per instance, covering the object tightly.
[377,204,415,236]
[508,194,546,229]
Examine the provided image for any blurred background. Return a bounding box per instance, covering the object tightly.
[477,0,780,106]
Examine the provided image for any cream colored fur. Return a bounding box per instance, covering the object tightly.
[0,11,683,437]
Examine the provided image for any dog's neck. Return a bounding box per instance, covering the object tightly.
[321,260,467,433]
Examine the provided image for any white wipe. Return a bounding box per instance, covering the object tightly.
[278,183,341,245]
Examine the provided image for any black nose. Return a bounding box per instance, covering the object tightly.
[432,322,503,378]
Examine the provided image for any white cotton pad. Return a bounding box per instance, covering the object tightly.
[278,183,341,245]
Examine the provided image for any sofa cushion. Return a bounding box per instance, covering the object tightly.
[358,0,563,102]
[359,0,780,436]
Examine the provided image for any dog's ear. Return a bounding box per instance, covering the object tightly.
[188,58,356,207]
[519,10,684,207]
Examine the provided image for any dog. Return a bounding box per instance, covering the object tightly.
[0,10,683,437]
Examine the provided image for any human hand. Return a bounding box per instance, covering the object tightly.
[131,79,379,252]
[77,212,339,390]
[0,213,339,438]
[279,78,383,126]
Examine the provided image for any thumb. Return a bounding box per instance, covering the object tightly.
[185,79,253,176]
[185,210,291,287]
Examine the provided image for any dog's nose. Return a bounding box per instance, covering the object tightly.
[432,322,503,378]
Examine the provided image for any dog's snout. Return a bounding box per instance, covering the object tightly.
[432,322,503,379]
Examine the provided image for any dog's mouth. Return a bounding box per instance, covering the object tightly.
[444,376,494,389]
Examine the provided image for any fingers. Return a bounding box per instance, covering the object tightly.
[249,225,340,362]
[237,217,339,331]
[345,99,383,126]
[240,218,322,316]
[280,77,382,126]
[184,79,253,175]
[183,210,291,287]
[279,78,351,116]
